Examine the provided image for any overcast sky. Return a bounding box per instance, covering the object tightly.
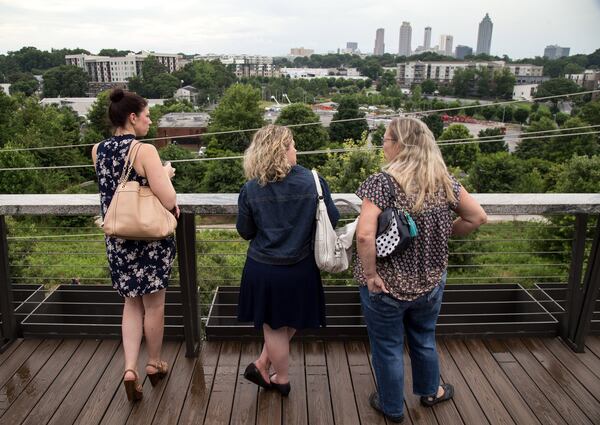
[1,0,599,59]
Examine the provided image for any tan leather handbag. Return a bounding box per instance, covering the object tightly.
[103,142,177,240]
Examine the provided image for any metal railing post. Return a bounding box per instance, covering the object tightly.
[0,216,17,352]
[176,213,200,357]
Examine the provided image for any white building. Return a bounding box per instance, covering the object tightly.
[194,54,276,78]
[513,84,538,101]
[174,85,199,104]
[40,97,165,117]
[439,35,454,57]
[65,51,181,83]
[289,47,314,57]
[0,84,10,95]
[398,22,412,56]
[279,67,366,80]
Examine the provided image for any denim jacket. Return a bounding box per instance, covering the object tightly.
[236,165,340,265]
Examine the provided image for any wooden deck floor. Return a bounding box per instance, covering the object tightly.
[1,336,600,425]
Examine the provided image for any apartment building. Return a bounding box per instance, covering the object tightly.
[194,54,277,78]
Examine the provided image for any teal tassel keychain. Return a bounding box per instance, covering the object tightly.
[404,211,418,238]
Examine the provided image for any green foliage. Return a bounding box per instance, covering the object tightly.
[97,49,131,57]
[200,150,245,193]
[513,106,529,124]
[515,117,557,160]
[492,68,516,99]
[147,98,195,138]
[128,57,180,99]
[158,145,206,193]
[438,124,479,170]
[42,65,89,97]
[579,99,600,126]
[0,147,44,193]
[329,97,368,142]
[9,73,38,96]
[275,103,330,170]
[174,60,236,106]
[371,124,386,146]
[535,78,582,98]
[554,155,600,193]
[207,84,263,152]
[86,90,112,138]
[478,127,507,154]
[421,114,444,139]
[317,137,382,193]
[421,79,437,94]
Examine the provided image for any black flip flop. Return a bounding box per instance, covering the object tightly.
[243,363,271,389]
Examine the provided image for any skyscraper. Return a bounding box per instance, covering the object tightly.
[476,13,493,55]
[424,27,432,49]
[455,45,473,60]
[439,35,453,56]
[374,28,385,55]
[398,22,412,57]
[544,45,570,59]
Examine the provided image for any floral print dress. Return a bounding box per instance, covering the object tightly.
[95,134,176,297]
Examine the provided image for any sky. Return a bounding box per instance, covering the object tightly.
[1,0,599,59]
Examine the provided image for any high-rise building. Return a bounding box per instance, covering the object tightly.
[346,42,358,52]
[476,13,493,55]
[374,28,385,55]
[543,45,570,59]
[424,27,432,49]
[398,22,412,57]
[439,35,453,57]
[455,45,473,60]
[289,47,314,57]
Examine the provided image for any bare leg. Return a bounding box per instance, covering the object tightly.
[122,296,144,380]
[263,324,291,384]
[256,326,297,379]
[142,289,166,373]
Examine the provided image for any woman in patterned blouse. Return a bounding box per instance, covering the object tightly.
[355,117,487,423]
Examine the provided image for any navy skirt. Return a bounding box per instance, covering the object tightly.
[237,255,326,330]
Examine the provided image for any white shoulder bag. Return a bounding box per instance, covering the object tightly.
[311,170,360,273]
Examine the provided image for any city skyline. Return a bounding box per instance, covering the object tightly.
[1,0,599,59]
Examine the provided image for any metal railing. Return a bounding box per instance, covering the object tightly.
[0,193,599,355]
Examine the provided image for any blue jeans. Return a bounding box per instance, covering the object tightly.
[360,273,446,418]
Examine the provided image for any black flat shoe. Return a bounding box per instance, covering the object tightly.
[271,381,291,397]
[243,363,271,389]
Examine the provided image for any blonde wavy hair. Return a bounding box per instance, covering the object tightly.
[383,117,456,213]
[244,125,294,185]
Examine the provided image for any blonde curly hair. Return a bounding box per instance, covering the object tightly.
[383,117,457,212]
[243,125,294,185]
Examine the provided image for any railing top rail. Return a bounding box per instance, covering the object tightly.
[0,193,600,215]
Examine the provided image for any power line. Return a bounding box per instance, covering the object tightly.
[0,128,598,171]
[1,89,597,153]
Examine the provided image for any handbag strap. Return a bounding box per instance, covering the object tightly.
[118,141,143,186]
[311,169,324,200]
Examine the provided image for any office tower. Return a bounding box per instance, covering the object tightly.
[544,45,570,59]
[398,22,412,56]
[424,27,432,49]
[455,45,473,60]
[476,13,493,55]
[346,42,358,52]
[439,35,453,56]
[374,28,385,55]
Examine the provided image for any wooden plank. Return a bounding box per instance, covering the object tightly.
[47,340,120,425]
[0,339,60,416]
[304,341,334,425]
[256,382,280,425]
[0,339,80,425]
[177,341,221,425]
[520,337,600,424]
[0,339,43,389]
[203,341,241,425]
[230,342,259,425]
[282,340,307,425]
[345,341,386,425]
[0,339,23,365]
[21,339,100,425]
[437,339,488,425]
[444,338,515,425]
[489,339,586,425]
[126,341,181,425]
[403,347,438,425]
[96,343,149,425]
[540,338,600,401]
[464,339,542,425]
[151,342,197,425]
[585,336,600,358]
[325,341,360,425]
[73,342,125,425]
[545,337,600,380]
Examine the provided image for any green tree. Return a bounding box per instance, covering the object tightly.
[421,79,437,94]
[544,117,600,162]
[535,78,581,98]
[0,148,44,193]
[515,117,557,161]
[9,73,38,96]
[174,60,236,106]
[0,91,17,147]
[207,84,263,152]
[42,65,89,97]
[421,114,444,139]
[579,99,600,126]
[200,151,245,193]
[318,138,383,192]
[513,106,529,124]
[468,152,523,192]
[97,49,131,57]
[158,145,206,193]
[87,90,112,138]
[411,85,422,102]
[275,103,329,169]
[478,128,507,154]
[452,68,476,97]
[329,97,368,142]
[438,124,479,170]
[554,155,600,192]
[371,124,386,146]
[492,68,516,99]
